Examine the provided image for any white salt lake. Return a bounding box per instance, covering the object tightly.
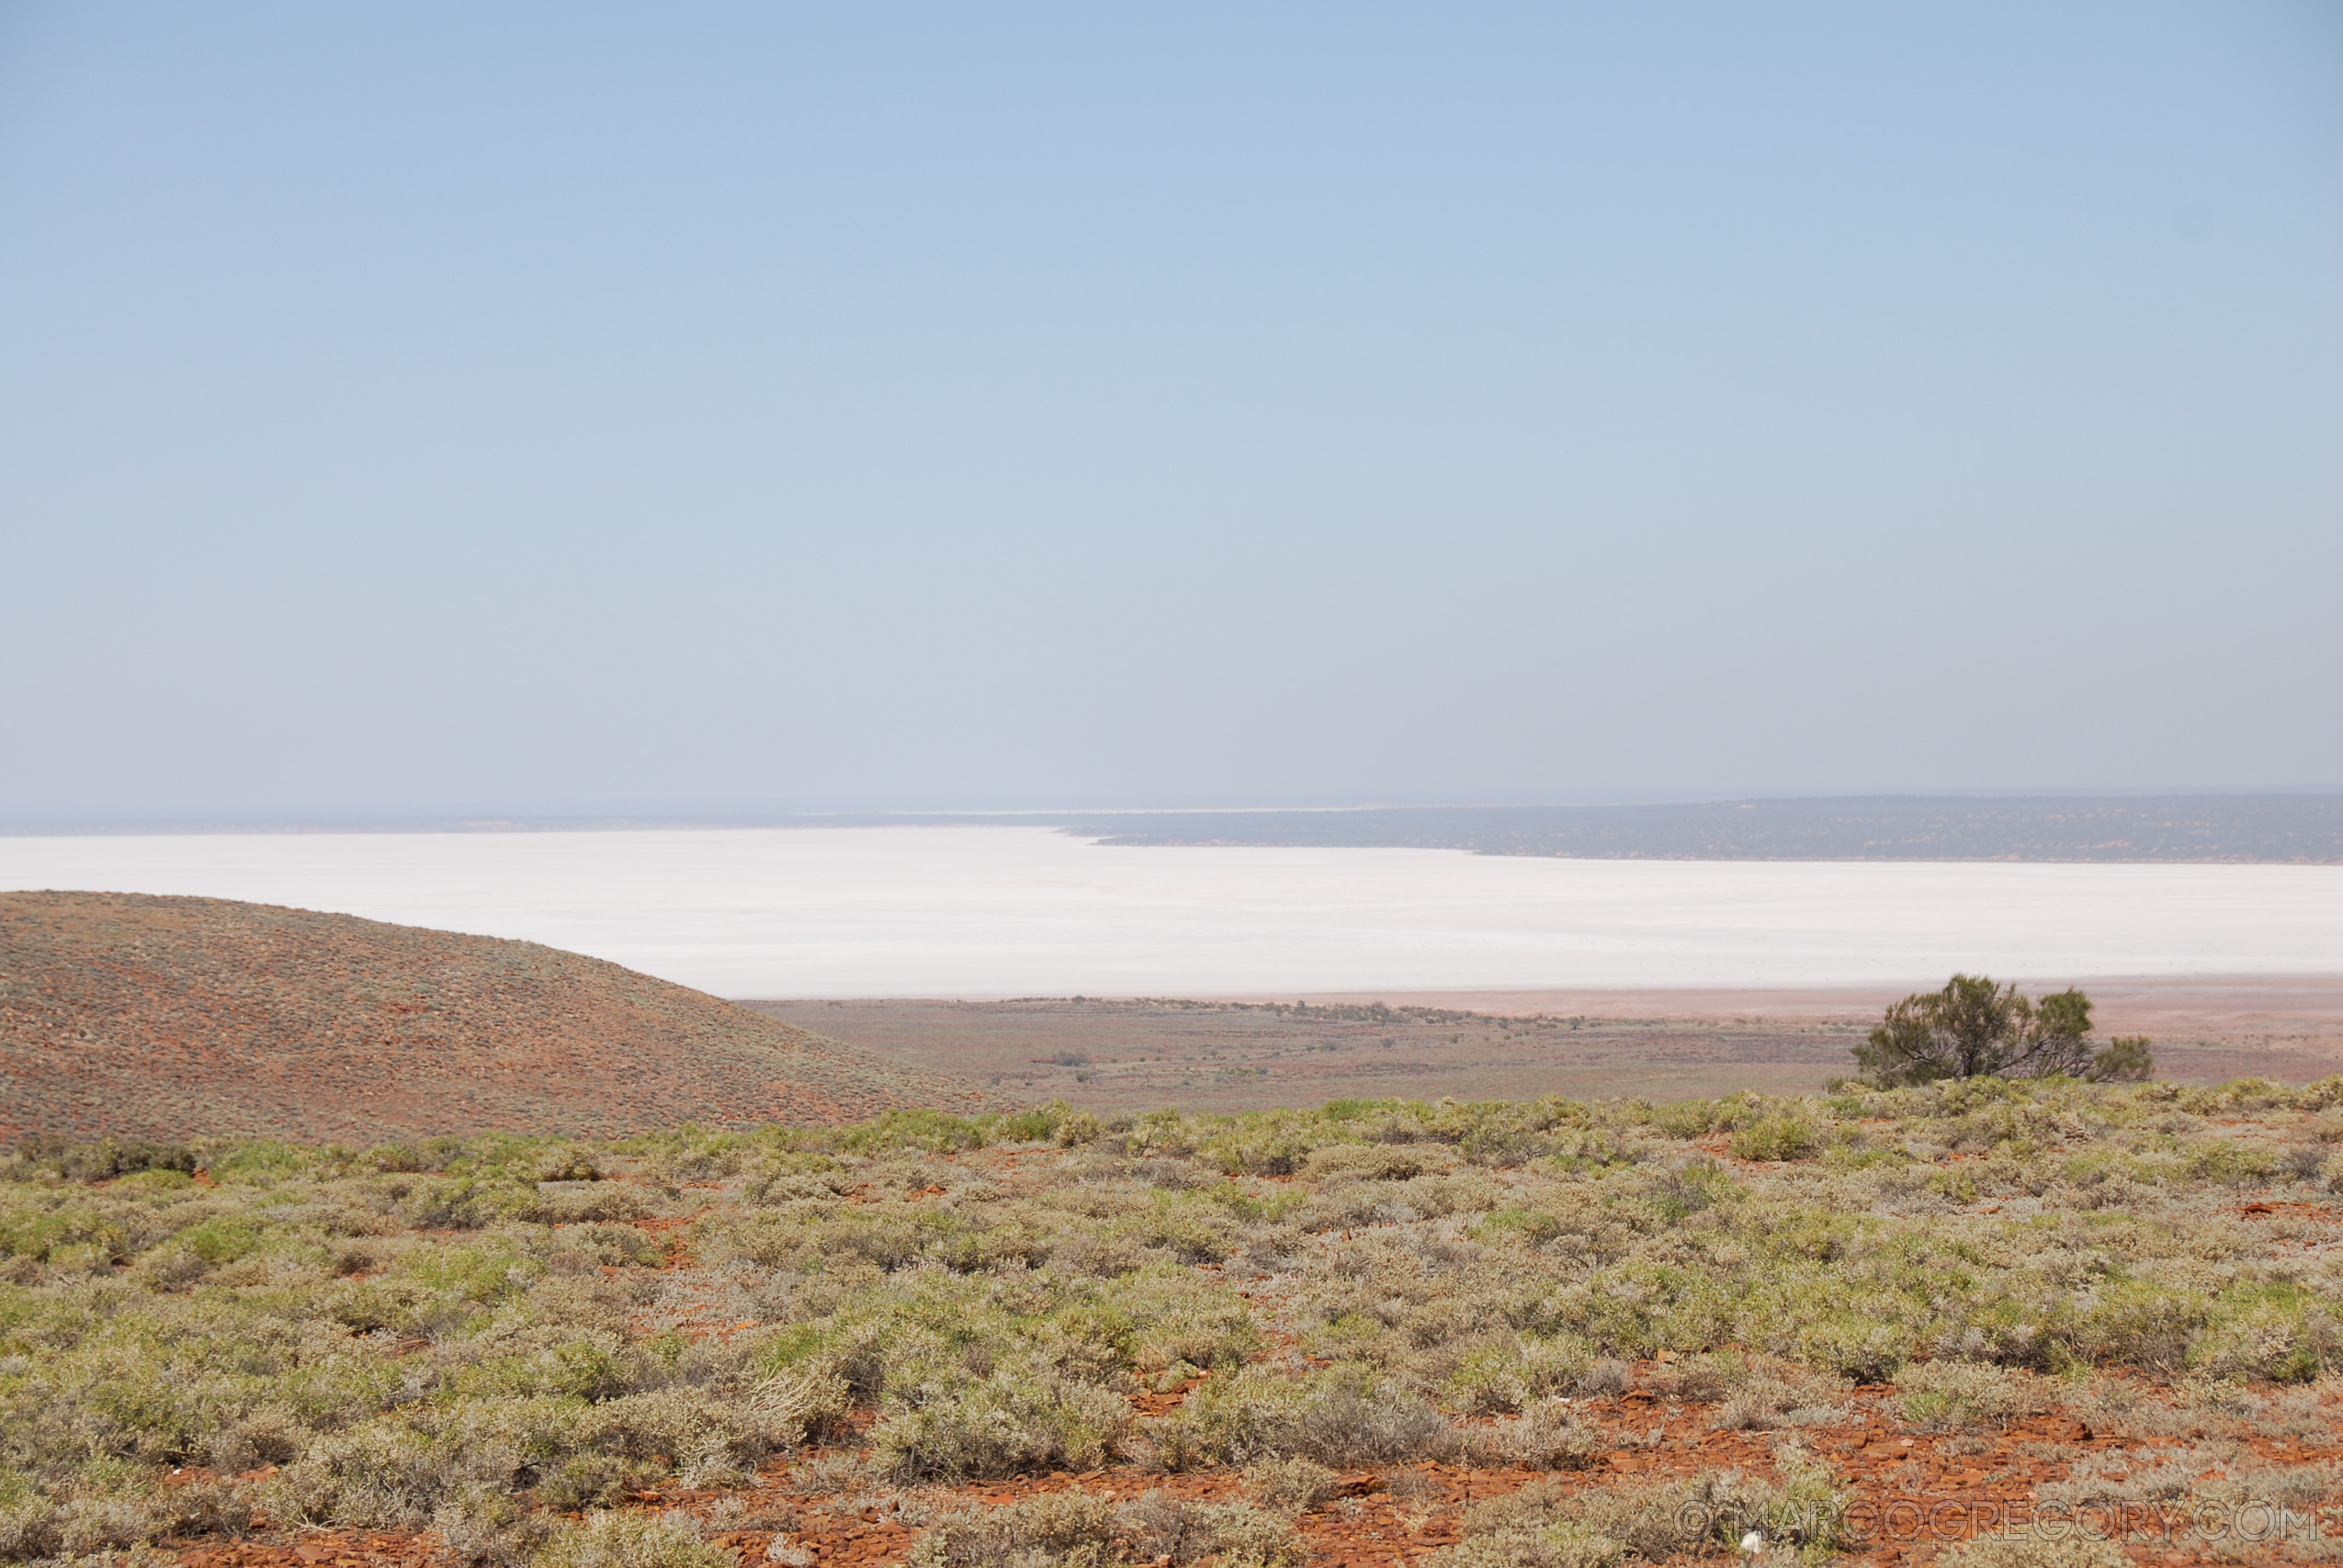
[2,826,2337,998]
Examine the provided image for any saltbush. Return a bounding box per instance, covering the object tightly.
[1,1080,2335,1562]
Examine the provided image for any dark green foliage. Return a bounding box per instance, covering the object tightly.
[2088,1034,2156,1082]
[1854,975,2152,1086]
[2,1136,197,1183]
[1727,1114,1820,1162]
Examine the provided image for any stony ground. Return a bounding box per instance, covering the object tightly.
[0,893,985,1144]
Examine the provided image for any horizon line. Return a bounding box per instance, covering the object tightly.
[6,787,2343,838]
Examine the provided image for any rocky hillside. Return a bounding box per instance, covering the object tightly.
[0,890,985,1143]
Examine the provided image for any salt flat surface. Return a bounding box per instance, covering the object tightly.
[3,827,2337,998]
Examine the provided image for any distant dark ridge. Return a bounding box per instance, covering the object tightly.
[0,891,988,1145]
[5,794,2338,862]
[1074,795,2343,863]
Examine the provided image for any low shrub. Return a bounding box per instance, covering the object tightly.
[1151,1367,1453,1471]
[1444,1337,1590,1415]
[1118,1495,1298,1568]
[1245,1456,1341,1511]
[1430,1488,1623,1568]
[1458,1399,1600,1471]
[2,1136,197,1183]
[911,1490,1118,1567]
[536,1509,730,1568]
[1575,1359,1632,1396]
[1897,1361,2041,1429]
[1934,1532,2129,1568]
[535,1454,643,1513]
[4,1082,2336,1565]
[910,1491,1299,1568]
[1437,1449,1851,1566]
[1730,1116,1821,1163]
[2187,1282,2343,1382]
[873,1359,1130,1482]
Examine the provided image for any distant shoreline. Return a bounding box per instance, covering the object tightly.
[3,792,2340,863]
[1219,972,2343,1041]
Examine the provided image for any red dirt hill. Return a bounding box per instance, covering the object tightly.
[0,890,986,1144]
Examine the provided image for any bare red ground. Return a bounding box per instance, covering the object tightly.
[0,892,987,1144]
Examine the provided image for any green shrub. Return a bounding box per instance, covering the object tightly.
[534,1454,642,1512]
[1473,1207,1564,1246]
[836,1110,995,1156]
[873,1358,1130,1482]
[0,1474,62,1561]
[208,1142,314,1185]
[1730,1115,1821,1162]
[360,1138,468,1174]
[1897,1361,2039,1428]
[1794,1314,1911,1384]
[398,1242,539,1303]
[1246,1456,1341,1511]
[1117,1495,1298,1568]
[111,1168,195,1193]
[2189,1281,2342,1382]
[175,1215,266,1265]
[1151,1366,1452,1471]
[533,1145,603,1183]
[1434,1450,1851,1566]
[910,1490,1118,1567]
[536,1509,729,1568]
[1458,1400,1600,1471]
[1647,1100,1722,1140]
[269,1425,466,1529]
[2,1077,2329,1564]
[2,1136,196,1183]
[1443,1337,1589,1414]
[911,1489,1300,1568]
[1644,1159,1739,1221]
[904,1490,1302,1565]
[1934,1531,2128,1568]
[1431,1483,1623,1568]
[0,1202,130,1264]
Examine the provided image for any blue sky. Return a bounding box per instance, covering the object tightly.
[4,3,2338,815]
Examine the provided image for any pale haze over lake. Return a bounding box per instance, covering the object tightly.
[3,828,2337,998]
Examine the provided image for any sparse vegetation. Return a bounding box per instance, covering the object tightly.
[0,892,982,1146]
[750,994,1913,1113]
[910,1488,1298,1567]
[4,1077,2341,1566]
[1432,1446,1854,1566]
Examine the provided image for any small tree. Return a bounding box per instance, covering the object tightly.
[2088,1033,2156,1082]
[1853,973,2154,1087]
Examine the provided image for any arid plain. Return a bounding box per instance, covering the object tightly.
[6,847,2343,1568]
[753,976,2343,1114]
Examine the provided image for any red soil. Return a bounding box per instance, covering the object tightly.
[151,1138,2343,1568]
[0,892,985,1145]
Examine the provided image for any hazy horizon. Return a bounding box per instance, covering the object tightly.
[9,784,2343,827]
[6,4,2339,816]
